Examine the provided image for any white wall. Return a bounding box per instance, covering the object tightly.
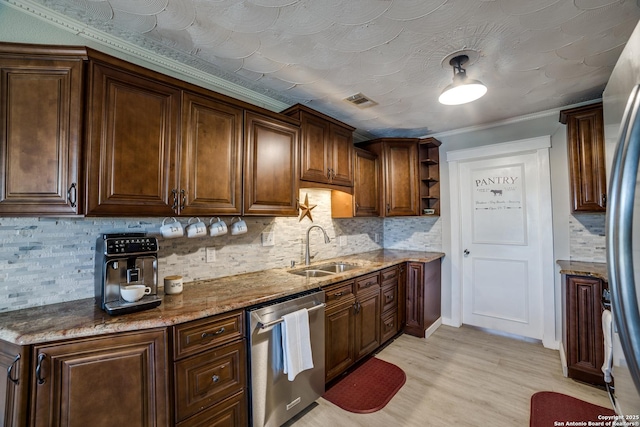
[434,111,606,344]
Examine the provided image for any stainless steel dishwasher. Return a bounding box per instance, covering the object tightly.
[247,289,325,427]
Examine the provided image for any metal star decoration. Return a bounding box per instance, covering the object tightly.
[298,193,316,222]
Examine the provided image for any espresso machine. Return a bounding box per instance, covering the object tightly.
[95,233,162,315]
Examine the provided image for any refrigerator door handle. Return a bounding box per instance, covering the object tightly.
[606,83,640,396]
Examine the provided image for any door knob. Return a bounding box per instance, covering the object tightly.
[464,249,470,256]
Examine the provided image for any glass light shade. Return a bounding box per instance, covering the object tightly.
[438,79,487,105]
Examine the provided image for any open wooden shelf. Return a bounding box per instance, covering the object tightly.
[419,137,441,216]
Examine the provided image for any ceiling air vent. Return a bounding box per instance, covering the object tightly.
[344,93,377,108]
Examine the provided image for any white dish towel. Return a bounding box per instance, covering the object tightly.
[602,309,613,383]
[281,307,314,381]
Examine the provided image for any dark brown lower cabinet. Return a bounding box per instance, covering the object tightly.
[405,260,442,337]
[354,287,381,360]
[324,280,356,383]
[31,329,169,427]
[171,310,247,426]
[563,274,605,386]
[0,340,29,427]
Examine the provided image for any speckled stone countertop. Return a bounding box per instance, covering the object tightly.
[557,259,608,282]
[0,249,444,345]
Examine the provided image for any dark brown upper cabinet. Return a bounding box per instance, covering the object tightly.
[84,51,181,216]
[243,111,300,216]
[0,43,87,216]
[180,91,243,216]
[85,51,245,217]
[283,104,355,188]
[560,102,607,213]
[356,138,420,216]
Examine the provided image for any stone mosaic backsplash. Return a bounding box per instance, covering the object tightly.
[568,213,606,263]
[0,189,442,312]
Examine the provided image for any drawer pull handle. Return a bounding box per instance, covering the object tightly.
[212,375,220,383]
[36,353,46,385]
[386,294,393,302]
[201,327,225,340]
[333,291,343,297]
[7,354,20,385]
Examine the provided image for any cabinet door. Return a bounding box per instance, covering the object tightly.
[0,341,29,427]
[85,58,180,216]
[398,263,407,329]
[405,262,424,337]
[353,148,379,217]
[565,275,605,385]
[329,124,354,187]
[354,288,381,360]
[561,103,606,212]
[31,329,169,427]
[0,51,84,215]
[244,111,299,216]
[180,92,243,216]
[299,112,330,184]
[384,141,419,216]
[325,300,355,383]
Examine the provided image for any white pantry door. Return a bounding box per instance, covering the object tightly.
[448,137,554,344]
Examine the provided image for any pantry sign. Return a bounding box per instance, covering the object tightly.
[471,164,526,245]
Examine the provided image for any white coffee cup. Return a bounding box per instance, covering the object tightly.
[209,217,228,237]
[164,275,183,295]
[120,284,152,302]
[230,217,248,235]
[160,217,184,239]
[186,217,207,238]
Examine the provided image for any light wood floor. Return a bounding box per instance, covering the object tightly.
[291,325,611,427]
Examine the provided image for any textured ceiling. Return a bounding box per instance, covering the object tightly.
[13,0,640,138]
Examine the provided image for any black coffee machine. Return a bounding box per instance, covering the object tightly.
[95,233,162,315]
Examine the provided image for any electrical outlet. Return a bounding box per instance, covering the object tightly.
[206,247,216,263]
[374,233,380,243]
[261,232,275,247]
[339,236,347,246]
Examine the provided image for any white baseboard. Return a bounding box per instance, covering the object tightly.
[424,317,443,339]
[559,342,568,377]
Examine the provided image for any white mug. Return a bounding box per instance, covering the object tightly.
[164,275,183,295]
[120,284,152,302]
[230,217,248,235]
[186,217,207,238]
[209,217,228,237]
[160,217,184,239]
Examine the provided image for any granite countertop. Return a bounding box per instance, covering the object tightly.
[0,249,444,346]
[556,259,608,282]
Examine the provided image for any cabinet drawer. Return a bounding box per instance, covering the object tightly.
[355,273,380,293]
[173,310,244,360]
[174,340,246,422]
[177,390,247,427]
[381,283,398,314]
[324,280,355,308]
[381,310,398,344]
[381,266,398,284]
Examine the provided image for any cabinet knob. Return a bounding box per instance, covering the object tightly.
[171,189,179,210]
[212,375,220,383]
[201,327,225,340]
[67,183,77,208]
[386,204,390,214]
[180,189,186,210]
[602,193,607,207]
[36,353,46,385]
[6,354,20,385]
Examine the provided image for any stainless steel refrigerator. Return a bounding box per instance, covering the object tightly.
[604,18,640,417]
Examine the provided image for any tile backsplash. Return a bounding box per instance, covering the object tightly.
[568,213,606,262]
[0,189,443,312]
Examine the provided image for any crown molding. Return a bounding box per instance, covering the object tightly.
[3,0,290,112]
[428,98,603,139]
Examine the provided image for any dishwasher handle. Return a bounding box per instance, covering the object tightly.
[257,303,326,329]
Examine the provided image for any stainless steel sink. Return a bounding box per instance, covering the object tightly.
[314,262,359,273]
[289,269,335,277]
[289,262,359,277]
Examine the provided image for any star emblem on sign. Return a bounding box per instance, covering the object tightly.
[298,193,316,222]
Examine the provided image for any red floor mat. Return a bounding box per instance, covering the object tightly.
[530,391,616,427]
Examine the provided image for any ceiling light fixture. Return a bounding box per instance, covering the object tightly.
[438,55,487,105]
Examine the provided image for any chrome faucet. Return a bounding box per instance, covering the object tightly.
[305,225,330,265]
